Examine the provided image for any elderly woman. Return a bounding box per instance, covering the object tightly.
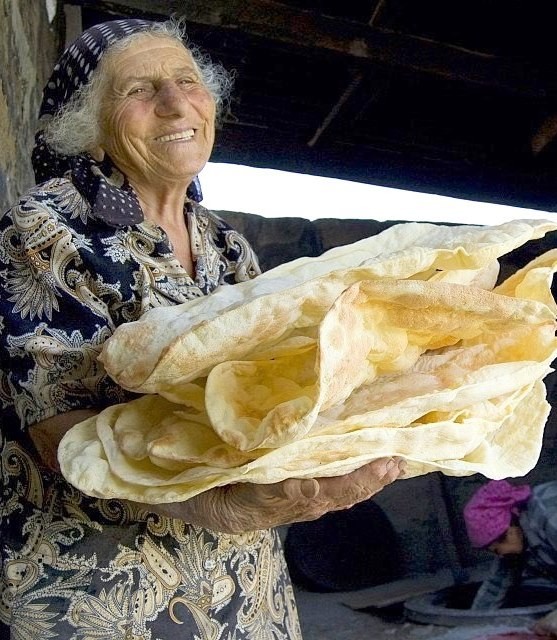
[0,19,403,639]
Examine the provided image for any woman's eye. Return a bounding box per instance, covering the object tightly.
[128,85,154,97]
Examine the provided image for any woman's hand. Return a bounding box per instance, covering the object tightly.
[156,457,405,534]
[30,409,99,473]
[37,411,403,533]
[533,609,557,637]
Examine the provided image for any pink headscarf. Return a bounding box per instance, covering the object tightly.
[463,480,532,548]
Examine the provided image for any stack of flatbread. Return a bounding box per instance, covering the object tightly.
[58,220,557,503]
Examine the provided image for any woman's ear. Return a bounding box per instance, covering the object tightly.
[89,146,105,162]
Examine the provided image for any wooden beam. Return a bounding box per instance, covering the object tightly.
[531,113,557,155]
[307,73,364,147]
[65,0,544,97]
[369,0,388,27]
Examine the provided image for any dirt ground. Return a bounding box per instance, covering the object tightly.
[295,587,449,639]
[294,587,540,640]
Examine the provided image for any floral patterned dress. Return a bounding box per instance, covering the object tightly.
[0,177,302,640]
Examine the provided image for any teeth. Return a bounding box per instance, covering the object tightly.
[157,129,195,142]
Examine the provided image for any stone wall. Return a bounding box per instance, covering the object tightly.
[0,0,59,212]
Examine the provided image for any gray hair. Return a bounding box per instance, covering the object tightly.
[43,20,234,156]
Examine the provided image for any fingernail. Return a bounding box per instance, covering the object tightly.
[386,458,396,471]
[300,479,320,499]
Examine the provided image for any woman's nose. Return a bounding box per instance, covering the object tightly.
[155,82,189,116]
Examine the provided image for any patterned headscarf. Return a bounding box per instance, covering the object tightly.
[32,19,203,226]
[463,480,532,548]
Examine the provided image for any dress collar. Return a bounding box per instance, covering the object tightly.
[68,153,203,227]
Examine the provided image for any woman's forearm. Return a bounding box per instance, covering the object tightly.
[30,409,99,473]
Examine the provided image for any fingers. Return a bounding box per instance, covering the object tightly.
[311,457,405,510]
[282,478,320,500]
[385,457,407,482]
[345,456,406,487]
[278,457,405,506]
[361,456,401,481]
[377,456,407,478]
[205,457,407,533]
[533,610,557,637]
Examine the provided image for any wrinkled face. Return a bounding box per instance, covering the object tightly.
[487,524,524,556]
[98,34,216,188]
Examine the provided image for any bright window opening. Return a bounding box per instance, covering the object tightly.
[200,163,553,225]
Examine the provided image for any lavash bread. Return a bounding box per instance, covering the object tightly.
[99,219,555,393]
[58,220,557,503]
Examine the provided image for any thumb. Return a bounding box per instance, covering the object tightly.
[282,478,320,500]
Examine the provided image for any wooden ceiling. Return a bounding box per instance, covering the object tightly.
[65,0,557,211]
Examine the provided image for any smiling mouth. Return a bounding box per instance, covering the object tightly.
[156,128,195,143]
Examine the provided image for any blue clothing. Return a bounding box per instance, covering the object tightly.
[0,177,301,639]
[472,480,557,610]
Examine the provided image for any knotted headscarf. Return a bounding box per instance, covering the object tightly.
[463,480,532,548]
[32,19,203,226]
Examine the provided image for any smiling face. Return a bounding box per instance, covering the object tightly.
[98,34,216,192]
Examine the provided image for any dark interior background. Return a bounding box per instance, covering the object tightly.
[65,0,557,213]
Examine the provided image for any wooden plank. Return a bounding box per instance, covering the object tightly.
[341,564,491,610]
[64,0,544,96]
[307,72,364,147]
[341,569,457,610]
[63,4,82,45]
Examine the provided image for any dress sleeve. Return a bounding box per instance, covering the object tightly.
[223,222,262,283]
[523,481,557,574]
[470,556,522,610]
[192,205,262,285]
[0,185,132,430]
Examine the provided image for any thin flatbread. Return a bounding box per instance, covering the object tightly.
[58,220,557,503]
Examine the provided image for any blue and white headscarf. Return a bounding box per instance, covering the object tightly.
[32,19,203,226]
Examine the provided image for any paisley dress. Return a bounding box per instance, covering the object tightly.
[0,177,302,640]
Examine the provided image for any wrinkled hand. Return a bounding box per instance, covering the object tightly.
[533,609,557,637]
[157,457,405,534]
